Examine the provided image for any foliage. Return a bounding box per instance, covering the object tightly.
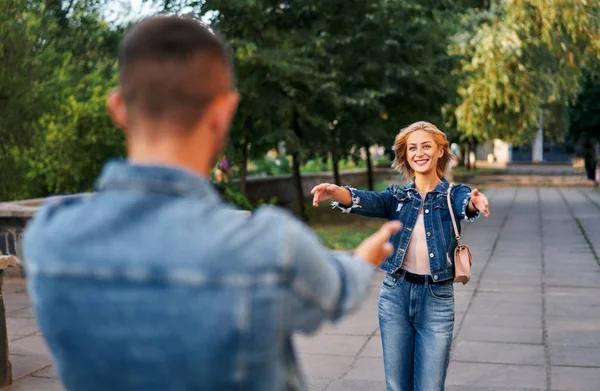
[215,182,254,210]
[453,0,600,144]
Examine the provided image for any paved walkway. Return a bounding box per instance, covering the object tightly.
[1,188,600,390]
[296,187,600,391]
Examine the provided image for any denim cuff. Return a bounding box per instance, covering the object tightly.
[331,186,362,214]
[461,195,480,223]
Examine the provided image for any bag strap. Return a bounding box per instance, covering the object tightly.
[447,183,461,245]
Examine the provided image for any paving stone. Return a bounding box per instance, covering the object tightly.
[6,318,38,339]
[321,306,379,336]
[461,312,542,329]
[30,365,57,379]
[549,346,600,367]
[0,376,64,391]
[295,334,368,356]
[547,319,600,347]
[342,357,385,382]
[446,362,546,389]
[9,336,50,358]
[458,325,543,344]
[298,354,354,379]
[306,376,331,391]
[358,336,382,358]
[8,354,53,382]
[452,341,545,365]
[551,366,600,391]
[325,379,386,391]
[446,387,543,391]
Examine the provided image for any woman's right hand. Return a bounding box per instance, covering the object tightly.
[311,183,340,207]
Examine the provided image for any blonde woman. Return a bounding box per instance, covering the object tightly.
[311,121,490,391]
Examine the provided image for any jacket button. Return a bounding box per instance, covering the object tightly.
[433,275,438,281]
[399,248,405,252]
[429,253,434,258]
[427,232,431,237]
[425,209,430,214]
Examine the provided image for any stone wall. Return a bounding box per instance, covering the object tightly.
[244,167,399,205]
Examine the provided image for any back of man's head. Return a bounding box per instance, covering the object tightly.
[118,15,234,131]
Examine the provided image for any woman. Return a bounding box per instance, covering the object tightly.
[311,121,490,391]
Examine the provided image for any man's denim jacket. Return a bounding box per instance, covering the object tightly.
[333,178,479,282]
[22,161,375,391]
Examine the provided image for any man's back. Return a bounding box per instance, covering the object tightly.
[24,162,376,390]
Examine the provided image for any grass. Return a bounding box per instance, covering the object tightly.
[313,224,380,250]
[309,178,392,250]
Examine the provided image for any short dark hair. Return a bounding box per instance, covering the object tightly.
[119,15,233,129]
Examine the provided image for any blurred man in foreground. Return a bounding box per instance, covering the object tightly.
[23,16,400,391]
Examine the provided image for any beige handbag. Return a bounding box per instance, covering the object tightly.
[448,184,473,285]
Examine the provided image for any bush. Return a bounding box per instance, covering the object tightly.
[214,182,253,210]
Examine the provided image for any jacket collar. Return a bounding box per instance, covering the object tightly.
[404,178,450,195]
[95,159,222,202]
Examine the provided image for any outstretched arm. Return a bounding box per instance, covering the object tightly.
[311,183,396,219]
[287,216,401,333]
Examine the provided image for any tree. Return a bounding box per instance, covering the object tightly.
[453,0,600,145]
[0,0,125,200]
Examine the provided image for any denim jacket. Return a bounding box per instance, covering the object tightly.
[333,178,479,282]
[22,161,375,391]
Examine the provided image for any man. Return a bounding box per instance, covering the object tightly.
[23,16,400,390]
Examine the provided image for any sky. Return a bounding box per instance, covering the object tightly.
[104,0,159,24]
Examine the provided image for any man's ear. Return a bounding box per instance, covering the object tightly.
[106,88,129,130]
[205,91,240,136]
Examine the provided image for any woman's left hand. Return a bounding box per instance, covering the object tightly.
[470,189,490,217]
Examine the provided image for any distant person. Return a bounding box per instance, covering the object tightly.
[312,121,490,391]
[582,136,598,183]
[22,16,400,391]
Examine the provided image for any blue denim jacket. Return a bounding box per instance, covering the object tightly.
[22,161,375,391]
[333,178,478,282]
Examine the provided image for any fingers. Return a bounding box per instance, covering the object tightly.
[312,190,321,207]
[310,183,330,195]
[382,242,394,257]
[373,221,402,241]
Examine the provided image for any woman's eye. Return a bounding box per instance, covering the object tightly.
[424,145,431,149]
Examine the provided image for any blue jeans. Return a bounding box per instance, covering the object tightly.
[378,272,455,391]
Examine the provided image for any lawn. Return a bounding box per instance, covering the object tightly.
[310,179,392,250]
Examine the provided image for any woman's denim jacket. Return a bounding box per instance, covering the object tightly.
[333,178,479,282]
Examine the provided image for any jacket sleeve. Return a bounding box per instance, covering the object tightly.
[285,215,375,334]
[451,184,480,223]
[332,185,396,219]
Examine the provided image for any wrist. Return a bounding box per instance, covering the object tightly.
[469,198,478,211]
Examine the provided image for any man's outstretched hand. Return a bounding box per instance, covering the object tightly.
[354,221,402,267]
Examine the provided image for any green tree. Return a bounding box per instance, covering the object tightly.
[453,0,600,145]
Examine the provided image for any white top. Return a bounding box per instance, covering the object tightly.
[401,212,431,275]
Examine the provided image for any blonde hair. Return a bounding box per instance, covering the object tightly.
[392,121,455,180]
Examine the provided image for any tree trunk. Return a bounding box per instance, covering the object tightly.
[292,152,307,221]
[464,144,471,171]
[239,140,249,194]
[365,144,374,191]
[332,150,342,186]
[471,142,477,170]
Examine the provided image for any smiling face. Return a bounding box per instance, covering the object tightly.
[392,121,453,180]
[406,130,444,177]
